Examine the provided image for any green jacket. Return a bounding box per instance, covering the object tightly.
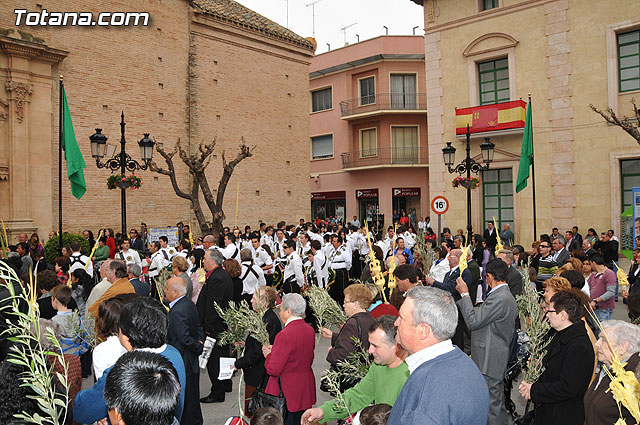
[93,245,110,261]
[320,361,409,423]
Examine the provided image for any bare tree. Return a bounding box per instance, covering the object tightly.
[589,99,640,143]
[149,138,255,238]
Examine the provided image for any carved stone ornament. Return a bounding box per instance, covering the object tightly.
[0,98,7,120]
[5,81,33,123]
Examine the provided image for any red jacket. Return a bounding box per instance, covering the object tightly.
[264,319,316,412]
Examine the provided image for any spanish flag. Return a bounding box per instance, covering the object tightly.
[455,100,526,135]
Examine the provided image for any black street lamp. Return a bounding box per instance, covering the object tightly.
[89,112,154,235]
[442,124,495,244]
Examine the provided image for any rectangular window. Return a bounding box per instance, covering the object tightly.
[482,0,498,10]
[391,126,418,163]
[478,58,509,105]
[618,30,640,92]
[360,128,377,157]
[390,74,417,109]
[622,159,640,211]
[311,134,333,159]
[482,168,513,230]
[311,87,332,112]
[360,77,376,105]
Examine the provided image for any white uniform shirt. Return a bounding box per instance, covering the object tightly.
[117,249,142,269]
[220,243,241,263]
[283,252,305,287]
[307,230,323,243]
[253,247,274,275]
[69,252,94,277]
[176,250,193,275]
[273,238,287,259]
[402,231,416,250]
[312,250,330,288]
[240,261,266,295]
[160,247,178,262]
[260,234,275,252]
[330,243,352,270]
[148,250,169,278]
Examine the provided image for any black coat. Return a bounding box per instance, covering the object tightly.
[530,321,595,425]
[234,308,282,387]
[483,228,498,252]
[130,238,144,251]
[506,265,523,298]
[196,266,233,338]
[168,296,204,376]
[467,259,481,304]
[628,263,640,297]
[129,278,149,297]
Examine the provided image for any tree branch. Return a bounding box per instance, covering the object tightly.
[589,102,640,143]
[216,139,255,208]
[149,139,192,200]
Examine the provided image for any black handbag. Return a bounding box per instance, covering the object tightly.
[246,372,287,419]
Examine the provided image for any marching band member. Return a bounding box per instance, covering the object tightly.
[282,239,304,294]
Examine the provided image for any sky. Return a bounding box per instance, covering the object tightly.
[234,0,425,54]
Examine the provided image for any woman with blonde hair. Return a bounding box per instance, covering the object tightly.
[172,256,193,301]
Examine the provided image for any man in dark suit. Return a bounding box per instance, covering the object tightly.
[129,229,144,251]
[572,226,583,248]
[496,249,523,298]
[456,259,517,425]
[196,248,233,403]
[424,249,472,350]
[166,277,204,425]
[552,235,570,266]
[127,264,149,297]
[483,222,498,253]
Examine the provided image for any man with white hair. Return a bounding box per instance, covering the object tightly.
[85,259,112,318]
[388,286,488,425]
[197,248,233,403]
[166,277,204,425]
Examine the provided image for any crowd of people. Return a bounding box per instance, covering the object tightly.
[1,217,639,425]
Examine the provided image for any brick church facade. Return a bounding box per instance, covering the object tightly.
[0,0,314,239]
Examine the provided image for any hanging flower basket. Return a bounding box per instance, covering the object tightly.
[452,176,481,190]
[107,174,142,190]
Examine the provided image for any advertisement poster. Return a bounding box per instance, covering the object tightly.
[148,226,179,246]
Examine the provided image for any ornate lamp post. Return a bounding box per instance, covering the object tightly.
[442,124,495,243]
[89,112,154,235]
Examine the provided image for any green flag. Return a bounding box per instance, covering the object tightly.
[515,101,533,193]
[61,85,86,199]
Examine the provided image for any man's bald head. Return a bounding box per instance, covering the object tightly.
[165,277,186,302]
[449,249,462,268]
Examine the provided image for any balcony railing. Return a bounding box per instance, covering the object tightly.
[341,146,428,169]
[339,93,428,118]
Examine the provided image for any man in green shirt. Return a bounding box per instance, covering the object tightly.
[301,315,409,424]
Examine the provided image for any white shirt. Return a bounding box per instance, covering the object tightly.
[220,243,241,263]
[253,247,274,275]
[418,221,427,231]
[283,252,305,287]
[161,246,178,261]
[148,250,169,278]
[330,243,352,270]
[402,231,416,250]
[176,249,194,274]
[69,252,93,277]
[240,261,266,295]
[93,335,127,379]
[312,250,329,288]
[405,340,455,374]
[273,238,287,259]
[117,249,142,269]
[429,255,450,282]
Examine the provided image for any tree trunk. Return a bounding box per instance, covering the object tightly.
[149,139,254,241]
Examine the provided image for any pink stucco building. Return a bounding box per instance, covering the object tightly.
[309,35,429,228]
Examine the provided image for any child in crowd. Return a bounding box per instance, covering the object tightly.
[51,285,87,356]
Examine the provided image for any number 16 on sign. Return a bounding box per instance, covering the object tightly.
[431,196,449,243]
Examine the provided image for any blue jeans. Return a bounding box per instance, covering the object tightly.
[594,309,613,338]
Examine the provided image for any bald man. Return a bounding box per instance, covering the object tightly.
[165,277,204,425]
[424,249,472,350]
[202,235,216,250]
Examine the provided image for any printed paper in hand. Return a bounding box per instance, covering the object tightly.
[218,357,236,380]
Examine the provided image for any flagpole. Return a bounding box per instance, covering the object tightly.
[58,76,63,254]
[529,94,537,241]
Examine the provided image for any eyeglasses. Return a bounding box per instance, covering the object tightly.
[540,245,551,249]
[546,310,558,314]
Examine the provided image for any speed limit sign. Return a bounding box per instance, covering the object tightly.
[431,196,449,215]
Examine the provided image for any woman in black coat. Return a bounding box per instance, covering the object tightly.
[232,286,281,417]
[519,290,595,425]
